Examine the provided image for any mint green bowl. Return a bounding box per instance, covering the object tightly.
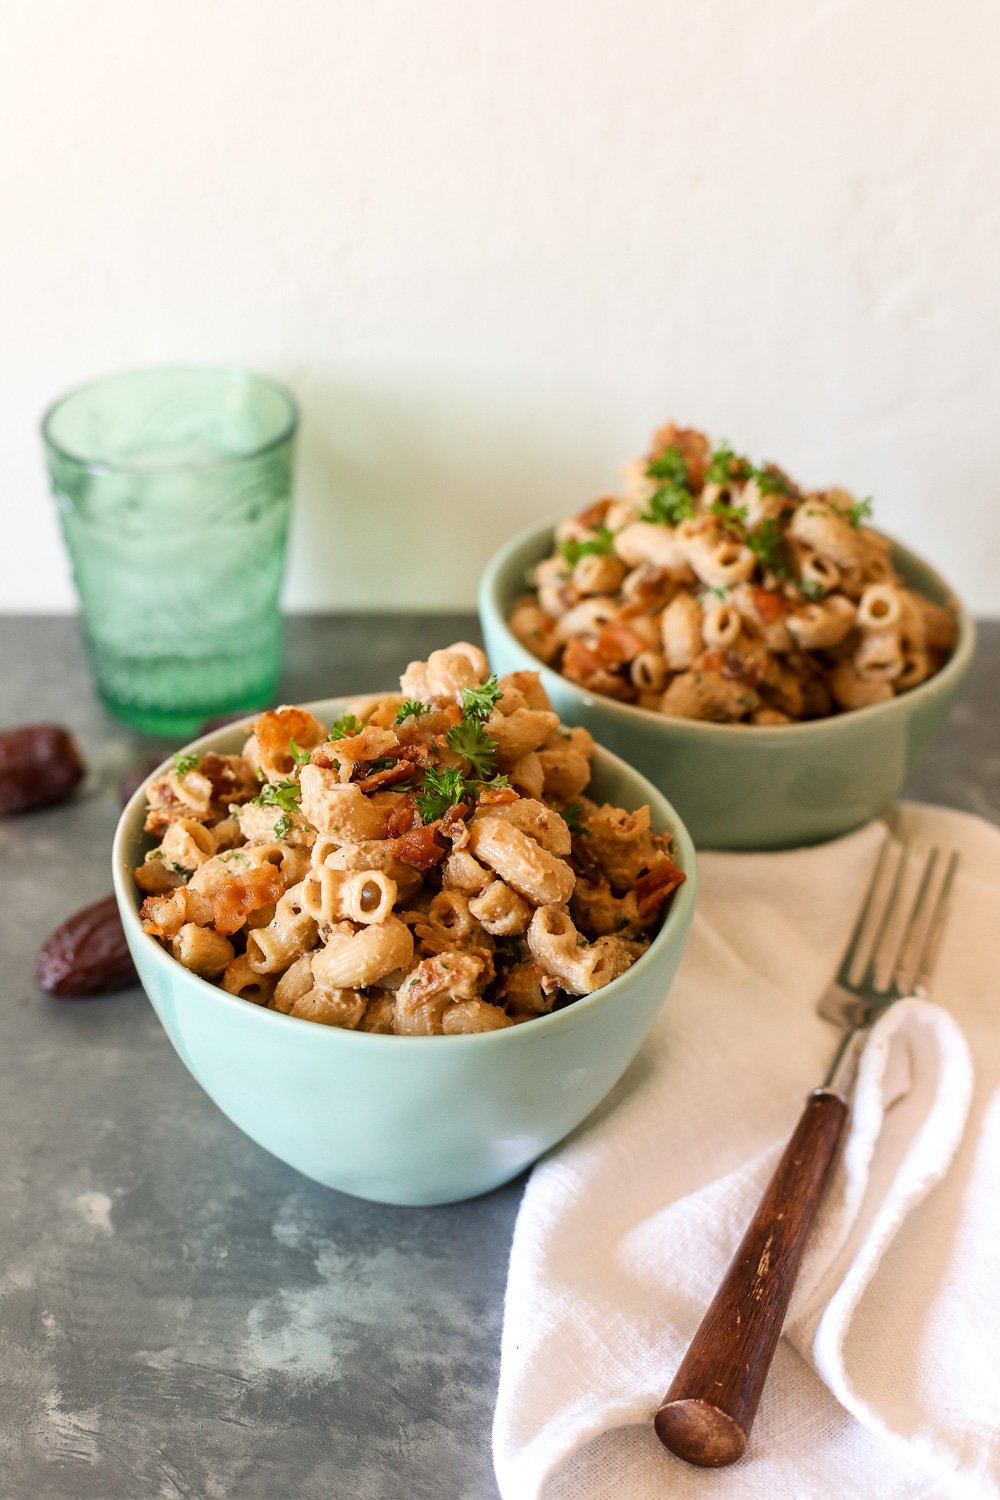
[112,698,697,1207]
[479,522,975,852]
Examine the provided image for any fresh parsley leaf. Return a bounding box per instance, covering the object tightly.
[646,445,688,485]
[460,674,503,722]
[705,441,752,485]
[446,719,498,779]
[273,813,293,839]
[395,698,430,724]
[172,752,199,775]
[752,466,793,497]
[251,779,302,820]
[559,526,615,570]
[801,577,829,602]
[288,737,312,768]
[708,498,748,537]
[415,764,466,824]
[834,495,874,529]
[560,802,588,836]
[641,482,695,527]
[746,517,791,578]
[144,849,165,862]
[169,861,192,877]
[327,712,362,740]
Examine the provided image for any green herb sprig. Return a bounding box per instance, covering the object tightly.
[327,712,362,741]
[172,752,199,776]
[395,698,430,724]
[559,526,615,570]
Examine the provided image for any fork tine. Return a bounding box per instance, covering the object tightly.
[887,846,938,993]
[859,837,910,992]
[909,850,959,997]
[835,838,893,986]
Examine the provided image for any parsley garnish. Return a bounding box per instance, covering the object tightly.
[169,862,191,877]
[801,577,828,602]
[288,738,312,768]
[746,517,791,578]
[833,496,874,529]
[646,445,688,485]
[446,719,498,779]
[395,698,429,724]
[753,466,793,497]
[251,779,301,834]
[708,499,749,537]
[327,712,362,740]
[559,526,615,570]
[415,764,466,824]
[560,802,588,836]
[144,849,164,862]
[172,752,199,775]
[460,675,502,721]
[705,441,752,485]
[641,446,697,526]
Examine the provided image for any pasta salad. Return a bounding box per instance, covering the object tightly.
[508,422,957,723]
[133,644,685,1034]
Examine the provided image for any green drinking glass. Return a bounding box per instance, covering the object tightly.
[43,366,298,737]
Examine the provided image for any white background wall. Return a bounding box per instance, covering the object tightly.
[3,0,999,615]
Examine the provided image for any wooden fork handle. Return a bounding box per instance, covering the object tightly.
[654,1088,848,1467]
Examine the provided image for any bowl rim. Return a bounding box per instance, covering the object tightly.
[112,693,698,1049]
[478,517,976,741]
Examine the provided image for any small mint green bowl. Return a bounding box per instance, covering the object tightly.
[112,698,697,1207]
[479,522,975,852]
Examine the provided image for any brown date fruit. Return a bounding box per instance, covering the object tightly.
[36,894,138,998]
[0,724,85,816]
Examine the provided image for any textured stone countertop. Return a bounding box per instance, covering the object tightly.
[2,615,997,1500]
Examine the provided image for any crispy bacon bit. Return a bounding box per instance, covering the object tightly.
[649,422,710,490]
[138,892,182,938]
[476,784,520,806]
[562,638,636,702]
[389,822,448,871]
[386,798,421,838]
[576,497,614,530]
[633,858,686,920]
[595,622,647,668]
[752,587,788,624]
[211,864,285,937]
[355,762,414,794]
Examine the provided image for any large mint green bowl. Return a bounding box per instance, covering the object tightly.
[112,699,696,1207]
[479,522,975,852]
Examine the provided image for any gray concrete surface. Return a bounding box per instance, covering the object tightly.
[1,615,996,1500]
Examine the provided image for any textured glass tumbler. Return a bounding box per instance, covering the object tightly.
[43,367,298,737]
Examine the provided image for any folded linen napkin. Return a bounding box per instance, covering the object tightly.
[493,803,1000,1500]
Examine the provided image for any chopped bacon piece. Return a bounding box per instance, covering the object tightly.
[576,497,614,530]
[386,797,421,838]
[562,638,636,702]
[595,622,647,668]
[477,784,520,807]
[649,422,710,490]
[212,864,285,936]
[752,587,789,624]
[355,762,415,794]
[389,822,447,871]
[633,859,686,920]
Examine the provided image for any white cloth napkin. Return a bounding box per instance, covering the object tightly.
[493,803,1000,1500]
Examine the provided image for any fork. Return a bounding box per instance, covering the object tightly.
[653,839,959,1468]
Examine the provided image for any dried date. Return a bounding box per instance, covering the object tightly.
[0,724,85,816]
[36,894,137,998]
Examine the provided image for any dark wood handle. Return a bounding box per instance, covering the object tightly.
[654,1088,848,1467]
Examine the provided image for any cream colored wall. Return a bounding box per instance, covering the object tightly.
[3,0,999,613]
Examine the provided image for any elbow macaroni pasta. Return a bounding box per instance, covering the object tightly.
[134,646,686,1034]
[506,422,958,723]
